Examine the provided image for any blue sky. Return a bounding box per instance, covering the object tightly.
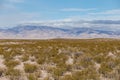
[0,0,120,27]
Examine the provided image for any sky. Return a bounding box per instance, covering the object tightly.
[0,0,120,28]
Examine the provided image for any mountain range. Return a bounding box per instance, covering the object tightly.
[0,24,120,39]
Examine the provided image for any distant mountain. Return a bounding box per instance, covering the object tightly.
[0,24,120,39]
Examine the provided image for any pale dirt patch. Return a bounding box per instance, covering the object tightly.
[63,71,72,76]
[0,55,7,69]
[108,52,116,58]
[39,70,48,80]
[0,77,9,80]
[14,55,23,61]
[95,62,101,70]
[66,57,74,65]
[14,62,24,71]
[24,60,38,65]
[0,42,35,45]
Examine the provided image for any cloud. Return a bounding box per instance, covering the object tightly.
[0,12,40,27]
[91,20,120,24]
[0,0,24,10]
[90,9,120,15]
[0,12,120,31]
[0,3,16,10]
[60,8,96,12]
[23,19,120,31]
[8,0,24,3]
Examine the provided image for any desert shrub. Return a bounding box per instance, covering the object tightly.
[37,57,46,64]
[5,68,21,80]
[28,74,38,80]
[72,68,100,80]
[4,60,20,68]
[99,62,113,76]
[76,56,94,68]
[44,77,51,80]
[94,55,104,64]
[34,71,41,78]
[21,54,29,62]
[24,63,38,73]
[5,68,20,76]
[0,68,4,77]
[61,75,74,80]
[53,67,66,77]
[3,52,13,60]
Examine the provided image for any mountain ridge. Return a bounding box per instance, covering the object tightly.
[0,25,120,39]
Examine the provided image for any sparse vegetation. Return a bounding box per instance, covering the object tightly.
[0,39,120,80]
[5,68,21,80]
[27,74,37,80]
[24,63,38,73]
[4,60,20,68]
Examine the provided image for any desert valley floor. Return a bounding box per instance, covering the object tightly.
[0,39,120,80]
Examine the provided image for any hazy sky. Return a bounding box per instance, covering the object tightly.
[0,0,120,27]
